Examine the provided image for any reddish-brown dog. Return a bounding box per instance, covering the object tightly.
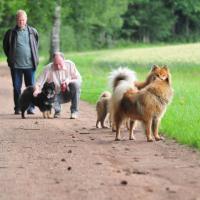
[110,66,173,142]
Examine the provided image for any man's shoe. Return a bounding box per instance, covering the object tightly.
[70,112,78,119]
[14,110,21,115]
[27,110,35,115]
[54,112,61,118]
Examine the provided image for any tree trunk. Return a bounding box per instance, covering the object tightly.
[49,3,61,61]
[185,16,190,38]
[142,29,150,43]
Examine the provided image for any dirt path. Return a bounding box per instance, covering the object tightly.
[0,63,200,200]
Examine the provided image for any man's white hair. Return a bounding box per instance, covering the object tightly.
[53,52,65,59]
[16,9,27,19]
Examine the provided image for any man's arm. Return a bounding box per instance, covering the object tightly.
[3,29,11,57]
[71,67,82,84]
[29,26,39,46]
[66,60,82,84]
[36,67,50,88]
[33,28,39,47]
[33,65,50,96]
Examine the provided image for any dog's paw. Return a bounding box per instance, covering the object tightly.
[129,136,136,141]
[147,138,154,142]
[155,136,165,141]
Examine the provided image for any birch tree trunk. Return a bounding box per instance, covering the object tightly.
[185,16,190,38]
[49,3,61,61]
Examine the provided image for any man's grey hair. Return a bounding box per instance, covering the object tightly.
[16,9,27,19]
[53,52,65,59]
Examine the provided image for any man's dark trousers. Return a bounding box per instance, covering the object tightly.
[10,68,35,112]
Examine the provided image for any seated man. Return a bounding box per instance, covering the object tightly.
[34,52,82,119]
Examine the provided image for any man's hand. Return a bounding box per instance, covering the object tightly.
[61,82,69,92]
[33,85,41,97]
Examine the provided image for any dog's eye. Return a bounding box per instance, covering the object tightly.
[152,75,156,81]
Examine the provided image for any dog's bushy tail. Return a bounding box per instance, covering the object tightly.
[109,67,137,91]
[109,67,137,106]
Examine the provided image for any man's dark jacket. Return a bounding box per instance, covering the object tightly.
[3,25,39,69]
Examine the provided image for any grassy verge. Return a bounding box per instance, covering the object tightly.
[0,56,6,62]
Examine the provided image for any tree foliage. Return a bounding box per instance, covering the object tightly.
[1,0,200,54]
[122,0,175,42]
[61,0,128,50]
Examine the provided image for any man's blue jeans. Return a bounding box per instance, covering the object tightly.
[10,68,35,112]
[54,82,81,114]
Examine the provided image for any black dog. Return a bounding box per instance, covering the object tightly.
[19,82,56,119]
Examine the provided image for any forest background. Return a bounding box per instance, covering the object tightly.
[1,0,200,54]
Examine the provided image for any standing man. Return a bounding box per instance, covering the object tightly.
[3,9,39,114]
[34,52,82,119]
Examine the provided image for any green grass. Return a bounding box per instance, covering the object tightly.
[0,56,6,62]
[66,43,200,149]
[161,65,200,148]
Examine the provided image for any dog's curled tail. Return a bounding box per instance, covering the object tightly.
[109,67,137,91]
[109,67,137,107]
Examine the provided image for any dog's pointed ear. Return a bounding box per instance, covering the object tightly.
[151,64,159,72]
[163,65,169,71]
[51,82,55,89]
[43,82,48,88]
[163,65,171,84]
